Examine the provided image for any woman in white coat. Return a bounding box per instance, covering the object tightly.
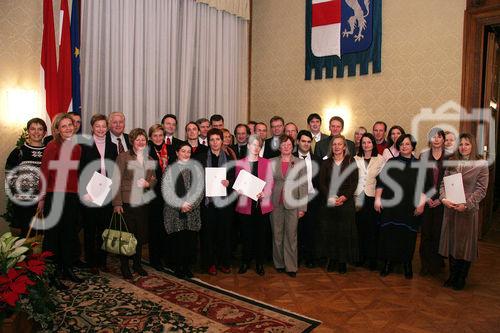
[354,133,385,270]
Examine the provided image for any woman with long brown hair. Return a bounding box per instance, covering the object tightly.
[440,133,489,290]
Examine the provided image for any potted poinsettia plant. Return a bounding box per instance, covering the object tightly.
[0,232,55,331]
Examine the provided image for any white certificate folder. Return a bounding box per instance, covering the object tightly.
[232,169,266,201]
[443,173,466,204]
[86,171,112,206]
[205,167,227,197]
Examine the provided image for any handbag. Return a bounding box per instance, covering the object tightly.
[101,212,137,256]
[25,210,44,254]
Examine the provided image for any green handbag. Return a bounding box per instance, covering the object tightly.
[101,212,137,256]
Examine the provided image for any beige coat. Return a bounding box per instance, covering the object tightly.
[270,156,308,212]
[112,151,157,207]
[354,155,385,197]
[439,159,489,262]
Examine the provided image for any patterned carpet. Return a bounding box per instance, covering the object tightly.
[51,264,320,332]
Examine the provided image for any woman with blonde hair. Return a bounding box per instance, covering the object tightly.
[38,113,82,288]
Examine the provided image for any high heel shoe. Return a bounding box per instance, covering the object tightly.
[380,261,392,277]
[256,264,265,276]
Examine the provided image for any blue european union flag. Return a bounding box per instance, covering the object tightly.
[71,0,81,115]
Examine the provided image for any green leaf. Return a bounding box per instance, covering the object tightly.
[7,246,29,259]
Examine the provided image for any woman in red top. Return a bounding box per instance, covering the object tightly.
[38,113,83,288]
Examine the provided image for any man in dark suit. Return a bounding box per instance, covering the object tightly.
[315,116,355,160]
[105,111,132,161]
[307,113,329,155]
[162,114,183,163]
[262,116,284,159]
[231,123,250,159]
[294,130,322,268]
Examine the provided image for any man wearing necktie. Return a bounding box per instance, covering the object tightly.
[106,111,131,160]
[263,116,285,159]
[161,114,183,163]
[294,130,322,268]
[307,113,328,156]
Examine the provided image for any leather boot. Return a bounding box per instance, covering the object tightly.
[238,263,249,274]
[132,248,148,277]
[444,256,458,288]
[403,261,413,279]
[50,275,69,291]
[62,267,84,283]
[120,257,133,280]
[380,261,392,277]
[453,260,471,291]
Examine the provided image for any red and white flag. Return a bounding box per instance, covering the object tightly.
[58,0,73,114]
[41,0,59,120]
[311,0,341,57]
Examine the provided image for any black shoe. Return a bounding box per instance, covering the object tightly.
[286,271,297,278]
[403,262,413,279]
[133,265,148,277]
[62,267,84,283]
[326,261,336,272]
[256,264,265,276]
[305,260,315,269]
[174,268,185,279]
[338,263,347,274]
[380,261,392,277]
[368,259,377,271]
[120,265,133,280]
[74,260,89,269]
[151,264,164,272]
[276,267,286,273]
[238,263,249,274]
[50,276,69,291]
[183,267,194,279]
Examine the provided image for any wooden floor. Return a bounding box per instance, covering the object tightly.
[195,222,500,332]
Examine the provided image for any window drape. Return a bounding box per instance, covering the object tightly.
[81,0,248,135]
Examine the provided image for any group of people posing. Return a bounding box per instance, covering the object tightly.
[5,111,488,292]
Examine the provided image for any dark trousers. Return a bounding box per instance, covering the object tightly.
[148,201,169,267]
[170,230,198,268]
[83,205,111,268]
[43,192,80,269]
[121,204,148,266]
[419,205,445,273]
[201,203,232,268]
[298,196,319,263]
[356,195,379,262]
[12,202,38,237]
[240,212,268,265]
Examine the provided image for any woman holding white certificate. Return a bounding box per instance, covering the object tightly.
[235,134,274,276]
[79,114,115,274]
[439,133,489,291]
[199,128,235,275]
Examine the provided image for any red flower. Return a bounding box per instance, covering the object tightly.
[0,267,36,307]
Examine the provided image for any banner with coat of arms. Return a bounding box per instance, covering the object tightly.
[305,0,382,80]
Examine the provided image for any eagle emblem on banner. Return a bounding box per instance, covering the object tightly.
[305,0,382,79]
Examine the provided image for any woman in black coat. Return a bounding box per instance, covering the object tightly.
[199,128,235,275]
[79,114,116,274]
[375,134,430,279]
[147,124,170,270]
[319,135,359,274]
